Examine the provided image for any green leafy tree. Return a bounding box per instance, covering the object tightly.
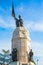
[2,49,10,64]
[2,49,10,55]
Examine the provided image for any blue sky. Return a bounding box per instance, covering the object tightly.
[0,0,43,65]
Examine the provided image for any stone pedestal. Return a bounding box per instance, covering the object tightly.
[12,27,31,64]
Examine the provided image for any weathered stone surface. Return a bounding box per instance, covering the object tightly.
[12,27,31,64]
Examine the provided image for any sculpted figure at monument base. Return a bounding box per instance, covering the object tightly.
[12,48,17,61]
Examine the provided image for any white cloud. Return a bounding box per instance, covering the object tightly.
[0,39,11,53]
[31,41,43,65]
[0,16,15,29]
[26,21,43,32]
[0,7,15,28]
[16,3,25,14]
[31,41,43,57]
[0,16,43,32]
[16,4,43,32]
[17,6,23,13]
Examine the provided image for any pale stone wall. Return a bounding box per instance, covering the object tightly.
[12,27,31,64]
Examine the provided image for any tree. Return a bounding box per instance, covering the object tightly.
[2,49,10,55]
[2,49,10,64]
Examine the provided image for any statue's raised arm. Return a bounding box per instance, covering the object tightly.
[12,2,23,27]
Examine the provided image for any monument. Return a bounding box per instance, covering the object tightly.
[9,2,36,65]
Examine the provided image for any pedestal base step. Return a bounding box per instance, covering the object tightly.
[9,61,32,65]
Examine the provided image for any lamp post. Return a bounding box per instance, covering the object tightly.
[37,59,39,65]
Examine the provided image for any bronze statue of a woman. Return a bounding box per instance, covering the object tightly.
[12,2,23,27]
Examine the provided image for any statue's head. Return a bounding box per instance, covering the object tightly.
[31,49,32,51]
[19,15,21,19]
